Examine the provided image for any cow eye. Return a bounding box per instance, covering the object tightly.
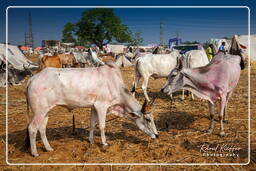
[145,118,151,122]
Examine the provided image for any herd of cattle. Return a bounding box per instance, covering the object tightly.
[3,35,245,157]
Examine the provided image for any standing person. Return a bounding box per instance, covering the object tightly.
[206,44,214,61]
[219,42,227,54]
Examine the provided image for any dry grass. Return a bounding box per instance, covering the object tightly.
[0,59,255,170]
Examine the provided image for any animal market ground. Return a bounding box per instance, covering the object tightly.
[0,59,255,170]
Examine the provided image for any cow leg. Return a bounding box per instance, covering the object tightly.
[28,123,38,157]
[142,77,150,102]
[95,106,108,146]
[207,101,215,134]
[131,72,141,97]
[223,91,233,122]
[39,116,53,152]
[219,95,227,136]
[182,89,185,100]
[28,113,46,157]
[191,92,195,100]
[89,108,98,144]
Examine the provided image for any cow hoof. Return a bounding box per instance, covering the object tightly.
[207,129,213,134]
[46,147,54,152]
[102,143,109,146]
[223,120,229,123]
[219,132,225,137]
[32,153,39,157]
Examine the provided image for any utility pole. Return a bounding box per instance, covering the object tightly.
[25,12,34,48]
[160,17,164,46]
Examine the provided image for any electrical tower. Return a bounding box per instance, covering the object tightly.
[160,18,164,46]
[24,12,34,48]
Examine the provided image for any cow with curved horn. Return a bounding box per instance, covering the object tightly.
[25,62,158,157]
[161,50,243,136]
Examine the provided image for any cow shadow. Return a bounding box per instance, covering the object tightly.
[134,91,186,101]
[1,124,149,154]
[155,111,208,133]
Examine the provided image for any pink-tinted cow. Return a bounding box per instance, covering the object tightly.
[161,53,244,136]
[25,62,158,157]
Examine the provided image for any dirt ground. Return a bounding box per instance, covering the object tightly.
[0,59,255,170]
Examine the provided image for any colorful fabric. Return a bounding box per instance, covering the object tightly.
[206,47,213,61]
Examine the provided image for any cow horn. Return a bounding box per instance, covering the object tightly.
[141,99,148,114]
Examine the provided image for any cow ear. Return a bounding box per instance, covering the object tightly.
[128,112,140,119]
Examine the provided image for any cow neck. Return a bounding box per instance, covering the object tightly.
[182,69,214,103]
[120,87,141,113]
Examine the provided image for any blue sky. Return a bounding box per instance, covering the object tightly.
[1,0,256,46]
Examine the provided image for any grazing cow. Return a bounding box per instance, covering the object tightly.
[161,52,244,136]
[131,50,181,101]
[181,50,209,100]
[25,62,158,157]
[40,55,62,70]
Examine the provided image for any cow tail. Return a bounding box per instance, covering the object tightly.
[24,83,31,149]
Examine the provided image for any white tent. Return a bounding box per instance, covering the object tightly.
[0,43,38,70]
[108,44,126,54]
[209,38,231,53]
[115,55,133,67]
[236,35,256,61]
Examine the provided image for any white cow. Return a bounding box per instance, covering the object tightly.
[181,50,209,99]
[87,48,104,66]
[161,52,244,136]
[25,62,158,157]
[131,50,181,101]
[72,51,89,67]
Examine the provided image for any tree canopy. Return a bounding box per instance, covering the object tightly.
[129,32,144,47]
[75,8,133,49]
[62,22,76,43]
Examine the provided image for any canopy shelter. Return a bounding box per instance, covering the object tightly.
[236,35,256,61]
[0,43,38,70]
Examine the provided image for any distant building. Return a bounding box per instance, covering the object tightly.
[42,40,60,49]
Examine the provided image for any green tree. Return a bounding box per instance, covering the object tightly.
[62,22,76,43]
[75,8,132,49]
[129,32,144,46]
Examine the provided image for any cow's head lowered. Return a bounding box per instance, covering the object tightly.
[128,98,158,139]
[161,57,185,95]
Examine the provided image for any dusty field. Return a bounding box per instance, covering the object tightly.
[0,60,255,170]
